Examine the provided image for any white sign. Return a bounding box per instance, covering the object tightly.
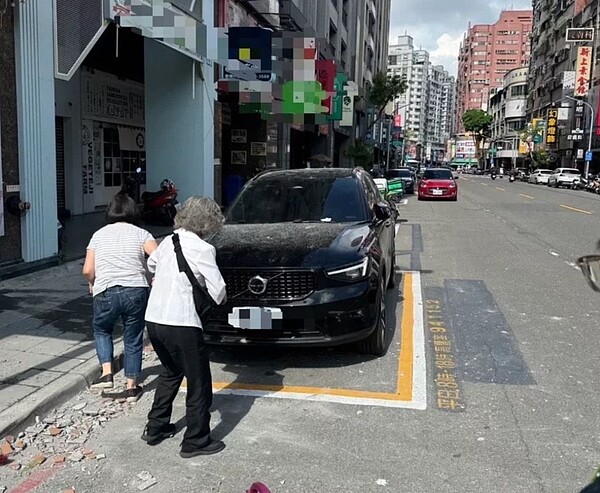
[82,73,145,127]
[563,71,576,90]
[558,107,570,121]
[341,81,358,127]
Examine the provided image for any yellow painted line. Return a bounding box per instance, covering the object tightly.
[182,273,427,409]
[495,187,505,191]
[560,204,592,215]
[519,193,535,199]
[396,272,414,399]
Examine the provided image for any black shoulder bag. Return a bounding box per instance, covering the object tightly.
[171,233,215,323]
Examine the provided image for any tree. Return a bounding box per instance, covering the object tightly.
[365,72,407,136]
[346,141,374,168]
[462,109,493,168]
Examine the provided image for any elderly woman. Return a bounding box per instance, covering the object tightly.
[142,196,227,458]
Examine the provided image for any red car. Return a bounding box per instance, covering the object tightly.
[418,168,458,201]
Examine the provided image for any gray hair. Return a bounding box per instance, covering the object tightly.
[174,196,224,239]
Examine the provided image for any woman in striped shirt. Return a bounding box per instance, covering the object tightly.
[83,193,158,402]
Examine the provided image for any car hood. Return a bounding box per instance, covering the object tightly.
[420,179,455,187]
[211,222,373,269]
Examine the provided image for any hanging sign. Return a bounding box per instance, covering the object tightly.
[575,46,592,96]
[546,109,558,148]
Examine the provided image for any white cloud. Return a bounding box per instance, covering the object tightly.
[430,33,464,76]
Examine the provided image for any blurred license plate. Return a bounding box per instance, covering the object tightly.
[228,307,283,330]
[432,189,443,195]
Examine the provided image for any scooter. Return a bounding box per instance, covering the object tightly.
[491,171,497,180]
[509,174,515,182]
[122,169,178,225]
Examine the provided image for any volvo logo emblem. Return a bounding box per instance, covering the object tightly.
[248,276,268,295]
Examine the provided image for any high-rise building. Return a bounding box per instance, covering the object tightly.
[455,10,532,133]
[387,36,455,162]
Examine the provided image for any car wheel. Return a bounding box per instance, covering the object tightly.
[555,181,559,188]
[359,276,388,356]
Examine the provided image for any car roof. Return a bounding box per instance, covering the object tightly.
[255,167,358,180]
[424,167,454,172]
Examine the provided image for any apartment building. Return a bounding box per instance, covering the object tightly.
[456,10,533,132]
[388,36,455,162]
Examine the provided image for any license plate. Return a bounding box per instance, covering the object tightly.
[228,307,283,330]
[432,189,443,195]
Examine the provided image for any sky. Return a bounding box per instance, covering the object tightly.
[389,0,532,76]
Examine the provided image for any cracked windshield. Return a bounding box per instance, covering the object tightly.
[2,0,600,492]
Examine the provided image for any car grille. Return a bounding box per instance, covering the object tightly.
[222,269,316,301]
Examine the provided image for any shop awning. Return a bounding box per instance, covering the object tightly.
[106,0,208,64]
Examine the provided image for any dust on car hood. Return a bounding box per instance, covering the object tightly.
[211,222,371,269]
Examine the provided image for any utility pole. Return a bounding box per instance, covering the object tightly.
[564,95,594,177]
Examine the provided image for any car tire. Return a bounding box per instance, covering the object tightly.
[555,181,559,188]
[359,276,388,357]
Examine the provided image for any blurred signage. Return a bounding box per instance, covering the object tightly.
[566,28,594,42]
[394,114,401,127]
[563,71,576,90]
[575,46,592,96]
[340,81,358,127]
[519,142,529,154]
[546,109,558,147]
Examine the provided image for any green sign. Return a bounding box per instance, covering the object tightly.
[327,72,348,121]
[533,135,543,144]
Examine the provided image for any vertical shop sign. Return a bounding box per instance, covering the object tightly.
[340,81,358,127]
[81,121,94,195]
[315,60,336,113]
[546,109,558,147]
[575,46,592,96]
[327,72,348,121]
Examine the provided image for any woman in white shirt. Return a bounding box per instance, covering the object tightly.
[83,193,157,402]
[142,196,227,458]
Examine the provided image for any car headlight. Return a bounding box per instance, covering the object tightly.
[326,258,369,282]
[449,183,456,188]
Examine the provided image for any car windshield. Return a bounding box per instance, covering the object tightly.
[226,174,368,224]
[422,169,453,180]
[562,169,580,174]
[386,169,412,178]
[539,170,551,175]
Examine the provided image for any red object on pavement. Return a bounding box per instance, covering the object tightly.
[0,452,9,465]
[247,483,271,493]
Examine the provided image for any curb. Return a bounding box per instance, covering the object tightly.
[0,350,125,439]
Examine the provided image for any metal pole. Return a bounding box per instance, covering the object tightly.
[565,95,594,177]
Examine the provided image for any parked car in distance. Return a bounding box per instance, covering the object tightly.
[529,169,552,184]
[386,167,415,193]
[208,167,397,356]
[547,168,581,188]
[418,168,458,201]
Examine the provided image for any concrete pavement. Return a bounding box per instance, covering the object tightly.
[0,259,124,439]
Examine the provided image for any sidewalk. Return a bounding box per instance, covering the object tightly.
[0,259,124,438]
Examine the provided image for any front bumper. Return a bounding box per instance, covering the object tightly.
[418,188,457,199]
[204,281,378,347]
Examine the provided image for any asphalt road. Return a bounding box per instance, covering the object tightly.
[6,176,600,493]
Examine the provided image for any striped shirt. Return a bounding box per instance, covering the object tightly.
[87,223,154,297]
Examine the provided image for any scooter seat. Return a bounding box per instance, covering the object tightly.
[142,190,164,201]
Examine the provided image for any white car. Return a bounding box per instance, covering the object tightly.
[529,169,552,184]
[547,168,581,188]
[373,178,389,197]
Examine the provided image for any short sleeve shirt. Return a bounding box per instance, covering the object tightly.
[87,223,154,297]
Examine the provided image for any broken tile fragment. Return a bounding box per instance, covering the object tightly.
[72,402,87,411]
[68,451,84,462]
[0,441,13,456]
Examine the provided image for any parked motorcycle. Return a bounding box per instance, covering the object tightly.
[509,174,515,182]
[122,169,178,225]
[491,171,497,180]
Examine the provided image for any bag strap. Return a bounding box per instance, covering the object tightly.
[172,233,210,297]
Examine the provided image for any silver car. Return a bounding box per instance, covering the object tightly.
[547,168,581,188]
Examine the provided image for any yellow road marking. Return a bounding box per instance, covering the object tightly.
[182,274,424,408]
[560,204,592,215]
[397,273,414,399]
[495,187,505,191]
[519,193,535,199]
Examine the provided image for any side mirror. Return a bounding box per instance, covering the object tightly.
[374,202,392,221]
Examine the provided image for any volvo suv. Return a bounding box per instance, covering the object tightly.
[206,168,397,356]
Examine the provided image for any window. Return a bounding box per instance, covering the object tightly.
[388,55,397,65]
[103,127,121,188]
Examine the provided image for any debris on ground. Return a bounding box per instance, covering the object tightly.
[137,471,157,491]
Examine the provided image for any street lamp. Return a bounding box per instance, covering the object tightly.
[563,95,594,178]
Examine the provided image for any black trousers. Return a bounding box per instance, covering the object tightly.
[146,322,213,447]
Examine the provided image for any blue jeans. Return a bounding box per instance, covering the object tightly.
[92,286,149,379]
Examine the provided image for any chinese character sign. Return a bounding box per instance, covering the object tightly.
[575,46,592,96]
[546,109,558,147]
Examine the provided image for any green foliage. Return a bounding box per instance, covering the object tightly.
[462,109,493,135]
[365,73,407,133]
[531,149,550,169]
[346,141,374,168]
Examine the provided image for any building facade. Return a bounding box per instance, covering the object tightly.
[456,10,533,133]
[387,36,455,163]
[527,0,600,171]
[2,0,217,269]
[489,67,529,168]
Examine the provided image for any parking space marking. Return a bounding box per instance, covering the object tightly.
[192,272,428,409]
[560,204,592,215]
[519,193,535,199]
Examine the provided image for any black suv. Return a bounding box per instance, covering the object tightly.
[386,167,415,193]
[207,168,397,356]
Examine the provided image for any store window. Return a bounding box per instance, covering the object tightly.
[103,127,121,188]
